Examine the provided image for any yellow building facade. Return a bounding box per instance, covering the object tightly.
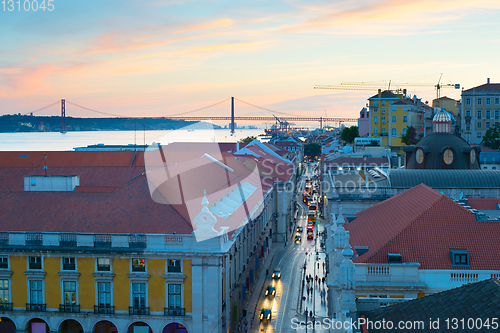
[2,248,195,333]
[368,90,426,148]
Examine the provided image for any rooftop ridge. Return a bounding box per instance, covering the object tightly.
[363,278,500,316]
[364,189,445,262]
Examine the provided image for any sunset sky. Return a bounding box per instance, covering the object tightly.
[1,0,500,123]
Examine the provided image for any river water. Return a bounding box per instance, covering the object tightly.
[0,128,266,151]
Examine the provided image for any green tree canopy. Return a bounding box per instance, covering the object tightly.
[304,143,321,157]
[238,136,257,143]
[481,123,500,150]
[401,126,419,145]
[340,126,359,144]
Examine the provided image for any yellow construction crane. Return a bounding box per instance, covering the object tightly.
[315,74,460,99]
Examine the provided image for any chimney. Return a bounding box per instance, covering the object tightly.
[487,78,490,84]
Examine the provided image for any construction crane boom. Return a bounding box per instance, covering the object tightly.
[327,74,460,99]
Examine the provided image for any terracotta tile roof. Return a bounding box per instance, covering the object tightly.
[434,96,456,101]
[0,148,293,235]
[0,174,193,234]
[467,198,500,210]
[473,144,499,153]
[464,83,500,92]
[368,90,400,99]
[274,141,301,147]
[0,151,144,167]
[0,166,143,191]
[362,278,500,333]
[345,184,500,270]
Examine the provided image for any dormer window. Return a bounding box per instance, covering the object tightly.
[450,249,470,267]
[388,253,402,263]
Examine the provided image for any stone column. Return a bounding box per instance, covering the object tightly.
[191,256,203,333]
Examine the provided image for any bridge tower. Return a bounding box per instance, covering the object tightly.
[230,97,235,134]
[61,99,66,133]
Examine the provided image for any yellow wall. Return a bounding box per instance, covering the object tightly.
[78,257,95,310]
[417,292,425,298]
[113,258,130,311]
[184,260,192,313]
[10,256,27,307]
[390,295,404,298]
[148,259,165,312]
[44,256,60,309]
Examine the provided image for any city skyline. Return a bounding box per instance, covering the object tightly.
[1,0,500,119]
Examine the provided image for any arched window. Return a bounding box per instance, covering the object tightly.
[402,128,407,135]
[391,128,397,136]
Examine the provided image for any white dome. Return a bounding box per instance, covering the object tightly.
[432,110,452,133]
[433,110,452,123]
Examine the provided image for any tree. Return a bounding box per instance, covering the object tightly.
[304,143,321,158]
[340,126,359,144]
[238,136,257,143]
[481,123,500,150]
[401,126,419,145]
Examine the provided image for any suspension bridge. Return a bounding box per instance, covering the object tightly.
[18,97,358,133]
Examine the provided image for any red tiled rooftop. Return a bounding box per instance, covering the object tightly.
[345,184,500,270]
[0,151,145,167]
[467,198,500,210]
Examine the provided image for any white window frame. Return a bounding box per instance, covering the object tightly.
[96,280,113,307]
[466,98,471,105]
[27,256,43,271]
[0,256,9,270]
[61,257,77,271]
[61,279,78,306]
[130,280,148,308]
[391,128,397,137]
[477,98,482,105]
[0,278,11,305]
[131,258,147,273]
[96,258,112,272]
[167,259,182,273]
[166,282,184,309]
[486,98,491,105]
[27,278,45,305]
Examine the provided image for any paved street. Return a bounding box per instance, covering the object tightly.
[245,162,331,333]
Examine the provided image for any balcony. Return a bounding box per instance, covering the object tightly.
[355,263,421,286]
[59,303,80,313]
[94,304,115,314]
[129,306,150,315]
[26,303,46,312]
[164,307,186,316]
[0,302,13,311]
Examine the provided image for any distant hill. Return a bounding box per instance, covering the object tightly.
[0,115,217,132]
